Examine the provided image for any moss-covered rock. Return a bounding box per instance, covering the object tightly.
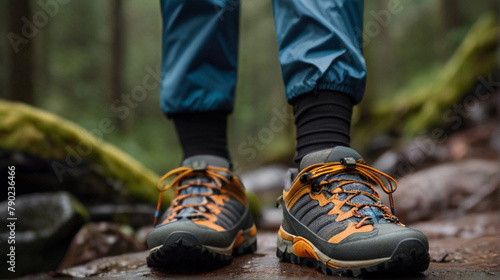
[0,100,167,206]
[0,101,264,226]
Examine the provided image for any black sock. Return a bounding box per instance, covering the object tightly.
[172,111,230,160]
[292,90,354,163]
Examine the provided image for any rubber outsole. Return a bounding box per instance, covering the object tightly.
[147,231,257,270]
[277,236,430,277]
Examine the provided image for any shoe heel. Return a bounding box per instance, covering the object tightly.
[276,235,293,262]
[234,237,257,256]
[233,224,258,256]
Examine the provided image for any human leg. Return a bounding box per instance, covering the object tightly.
[147,0,256,268]
[273,0,430,275]
[160,0,241,161]
[273,0,365,163]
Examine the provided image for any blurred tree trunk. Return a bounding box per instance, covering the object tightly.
[38,14,50,101]
[110,0,125,129]
[8,0,35,105]
[436,0,463,61]
[440,0,462,31]
[366,1,394,99]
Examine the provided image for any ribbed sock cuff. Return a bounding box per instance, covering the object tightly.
[292,90,354,163]
[172,111,230,161]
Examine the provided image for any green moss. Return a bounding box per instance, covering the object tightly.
[246,190,262,221]
[353,13,498,149]
[0,100,169,206]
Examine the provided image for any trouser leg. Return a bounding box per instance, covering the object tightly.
[159,0,240,160]
[272,0,365,162]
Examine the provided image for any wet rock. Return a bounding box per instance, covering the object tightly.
[446,122,499,161]
[0,150,113,202]
[241,164,287,206]
[412,211,500,239]
[56,231,500,279]
[0,150,163,228]
[428,235,500,272]
[59,251,148,278]
[382,159,500,223]
[241,164,288,192]
[259,207,282,230]
[0,192,88,278]
[372,121,499,178]
[241,165,287,226]
[87,203,157,228]
[58,222,146,270]
[371,137,449,178]
[58,232,323,278]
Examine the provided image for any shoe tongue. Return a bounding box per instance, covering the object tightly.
[299,146,363,171]
[181,155,231,169]
[300,146,366,193]
[178,155,229,201]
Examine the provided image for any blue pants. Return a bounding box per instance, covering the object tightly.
[160,0,366,115]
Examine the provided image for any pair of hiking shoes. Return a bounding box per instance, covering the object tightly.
[146,147,430,276]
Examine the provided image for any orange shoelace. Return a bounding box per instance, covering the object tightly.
[153,166,234,225]
[298,159,398,218]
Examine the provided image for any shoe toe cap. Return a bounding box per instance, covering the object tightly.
[331,223,428,261]
[146,220,237,249]
[146,220,200,249]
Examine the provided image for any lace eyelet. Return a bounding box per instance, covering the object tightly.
[300,172,312,183]
[311,182,322,193]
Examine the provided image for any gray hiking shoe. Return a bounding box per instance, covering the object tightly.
[146,155,257,269]
[277,146,430,276]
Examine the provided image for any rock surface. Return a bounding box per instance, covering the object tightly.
[54,227,500,279]
[0,150,160,228]
[58,222,147,270]
[241,164,288,207]
[410,212,500,239]
[0,192,88,278]
[379,159,499,223]
[255,158,500,231]
[372,121,499,178]
[0,99,161,206]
